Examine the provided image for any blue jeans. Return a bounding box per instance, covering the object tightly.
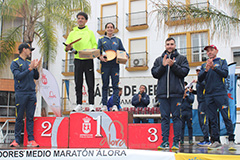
[15,93,36,144]
[159,97,182,142]
[101,66,119,106]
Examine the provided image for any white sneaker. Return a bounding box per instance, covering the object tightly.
[208,141,221,150]
[112,105,118,111]
[90,105,95,112]
[101,105,108,111]
[73,104,82,112]
[228,141,236,151]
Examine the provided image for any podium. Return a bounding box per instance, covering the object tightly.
[23,117,69,147]
[69,112,132,148]
[24,111,174,149]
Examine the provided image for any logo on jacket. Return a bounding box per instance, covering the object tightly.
[112,42,117,45]
[42,74,48,85]
[222,105,228,109]
[200,112,205,115]
[176,102,181,106]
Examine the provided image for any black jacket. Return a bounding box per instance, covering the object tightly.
[151,50,189,98]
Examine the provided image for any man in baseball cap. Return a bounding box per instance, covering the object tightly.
[196,66,201,71]
[10,42,39,147]
[18,43,35,52]
[198,44,236,150]
[203,45,218,51]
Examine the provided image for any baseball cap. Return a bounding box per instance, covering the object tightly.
[196,66,201,71]
[18,43,35,52]
[204,45,218,51]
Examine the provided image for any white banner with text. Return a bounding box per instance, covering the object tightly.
[0,148,175,160]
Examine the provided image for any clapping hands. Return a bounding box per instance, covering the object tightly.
[29,59,40,70]
[162,54,175,67]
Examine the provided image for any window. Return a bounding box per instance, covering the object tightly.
[169,30,209,66]
[230,3,239,19]
[97,2,118,35]
[1,17,24,39]
[0,91,16,117]
[191,32,208,62]
[126,0,148,31]
[169,0,186,21]
[62,52,74,76]
[62,53,74,73]
[171,34,187,57]
[0,91,8,105]
[166,0,210,25]
[190,0,209,7]
[126,37,148,71]
[68,53,74,72]
[233,49,240,66]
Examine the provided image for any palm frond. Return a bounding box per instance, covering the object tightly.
[0,26,23,68]
[0,0,25,19]
[35,21,58,62]
[51,0,91,15]
[0,0,91,68]
[151,0,240,35]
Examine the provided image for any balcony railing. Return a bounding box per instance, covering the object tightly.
[126,11,148,27]
[167,1,210,22]
[97,15,118,31]
[0,105,16,117]
[176,46,207,62]
[128,51,148,68]
[62,59,74,73]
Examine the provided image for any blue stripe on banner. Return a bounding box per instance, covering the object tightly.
[65,80,69,100]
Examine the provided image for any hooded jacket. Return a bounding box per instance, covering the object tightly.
[198,58,228,96]
[151,49,189,98]
[65,26,97,60]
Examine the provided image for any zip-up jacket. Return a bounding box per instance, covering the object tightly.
[65,26,97,60]
[198,58,228,96]
[132,92,150,108]
[151,50,190,98]
[181,91,194,112]
[97,36,127,67]
[196,80,205,103]
[10,57,39,93]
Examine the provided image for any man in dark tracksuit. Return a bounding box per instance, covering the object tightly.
[194,66,211,147]
[10,43,40,147]
[132,85,150,123]
[180,82,194,145]
[151,37,189,150]
[198,45,235,150]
